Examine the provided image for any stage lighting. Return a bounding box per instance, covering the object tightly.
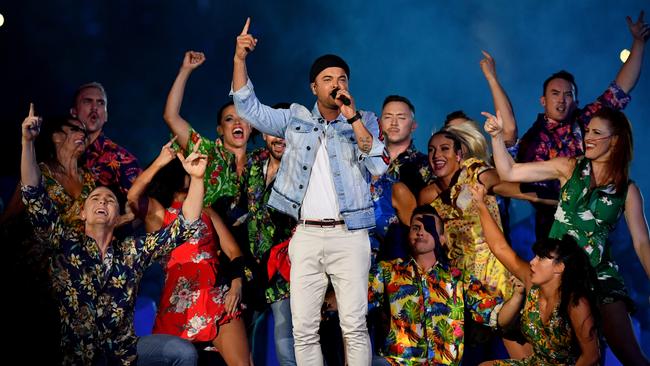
[0,13,4,27]
[619,49,630,63]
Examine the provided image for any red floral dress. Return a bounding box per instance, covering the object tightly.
[152,202,240,341]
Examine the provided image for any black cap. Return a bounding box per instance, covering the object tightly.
[309,54,350,83]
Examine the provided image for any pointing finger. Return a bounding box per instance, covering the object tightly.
[29,103,34,117]
[240,17,251,35]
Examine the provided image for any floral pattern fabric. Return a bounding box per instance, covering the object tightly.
[516,82,631,199]
[430,158,512,298]
[21,183,198,365]
[40,163,96,233]
[369,258,503,366]
[493,286,577,366]
[153,202,240,342]
[246,148,295,304]
[81,133,141,195]
[549,157,628,301]
[185,127,246,208]
[384,142,431,196]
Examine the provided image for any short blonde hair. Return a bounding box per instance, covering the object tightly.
[443,120,489,162]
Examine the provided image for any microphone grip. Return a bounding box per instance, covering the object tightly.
[330,89,351,106]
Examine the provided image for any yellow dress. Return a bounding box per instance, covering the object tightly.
[430,158,512,299]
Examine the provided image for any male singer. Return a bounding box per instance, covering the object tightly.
[231,18,389,365]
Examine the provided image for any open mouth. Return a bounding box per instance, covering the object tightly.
[433,159,446,170]
[232,127,244,139]
[95,208,108,216]
[556,105,566,113]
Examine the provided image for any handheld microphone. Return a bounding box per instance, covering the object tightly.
[330,88,351,106]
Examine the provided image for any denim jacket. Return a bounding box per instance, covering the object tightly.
[232,80,389,230]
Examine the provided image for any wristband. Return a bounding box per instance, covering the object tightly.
[346,111,362,124]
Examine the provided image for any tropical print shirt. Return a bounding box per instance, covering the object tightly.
[247,148,296,303]
[186,126,246,208]
[493,286,577,366]
[385,141,431,196]
[21,183,199,365]
[81,133,141,196]
[368,257,503,365]
[515,82,630,199]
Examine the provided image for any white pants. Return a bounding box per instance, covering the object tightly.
[289,224,372,366]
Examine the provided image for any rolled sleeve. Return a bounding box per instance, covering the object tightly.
[357,111,389,176]
[231,79,290,137]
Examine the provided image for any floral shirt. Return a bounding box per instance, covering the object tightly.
[40,163,96,233]
[385,141,431,196]
[515,82,630,199]
[21,183,199,365]
[81,133,142,196]
[369,258,503,365]
[247,148,296,304]
[186,127,246,208]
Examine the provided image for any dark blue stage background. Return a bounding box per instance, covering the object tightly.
[1,1,648,363]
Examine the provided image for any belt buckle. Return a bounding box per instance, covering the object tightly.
[321,218,336,228]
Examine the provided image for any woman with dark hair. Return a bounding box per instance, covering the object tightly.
[473,182,599,365]
[127,140,251,365]
[485,107,650,365]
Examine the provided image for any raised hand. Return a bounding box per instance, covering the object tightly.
[177,142,208,179]
[470,183,488,206]
[333,88,357,119]
[481,110,504,138]
[181,51,206,70]
[627,10,650,42]
[153,136,178,167]
[235,17,258,61]
[22,103,42,142]
[480,50,497,80]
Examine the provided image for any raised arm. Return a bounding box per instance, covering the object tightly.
[471,184,532,287]
[21,103,42,187]
[178,143,207,222]
[483,111,572,183]
[233,17,256,94]
[163,51,206,149]
[392,182,417,225]
[497,277,526,328]
[480,51,517,145]
[569,297,600,366]
[126,137,178,231]
[615,11,649,93]
[624,183,650,278]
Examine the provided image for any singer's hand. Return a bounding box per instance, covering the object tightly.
[235,17,258,61]
[181,51,206,71]
[334,89,356,119]
[22,103,42,142]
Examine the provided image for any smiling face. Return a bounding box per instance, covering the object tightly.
[584,117,615,161]
[217,104,252,151]
[52,118,88,156]
[380,101,416,145]
[263,134,286,161]
[428,133,462,180]
[541,78,577,122]
[81,187,120,227]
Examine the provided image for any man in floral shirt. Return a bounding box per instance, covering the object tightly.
[21,106,207,365]
[368,206,524,366]
[71,82,142,195]
[489,12,649,239]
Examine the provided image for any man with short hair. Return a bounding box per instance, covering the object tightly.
[379,95,430,196]
[21,106,207,365]
[233,18,388,365]
[368,206,523,366]
[71,82,142,195]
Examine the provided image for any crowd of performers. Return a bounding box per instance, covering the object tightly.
[2,12,650,366]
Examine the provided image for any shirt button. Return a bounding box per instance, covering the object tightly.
[303,166,307,170]
[295,126,301,131]
[306,146,311,150]
[292,204,297,208]
[314,127,319,132]
[299,185,304,189]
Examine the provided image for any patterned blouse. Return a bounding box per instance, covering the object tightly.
[246,148,296,304]
[185,127,247,208]
[21,183,199,365]
[81,133,142,195]
[369,258,503,365]
[430,158,512,299]
[40,163,96,233]
[385,141,431,196]
[494,286,577,366]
